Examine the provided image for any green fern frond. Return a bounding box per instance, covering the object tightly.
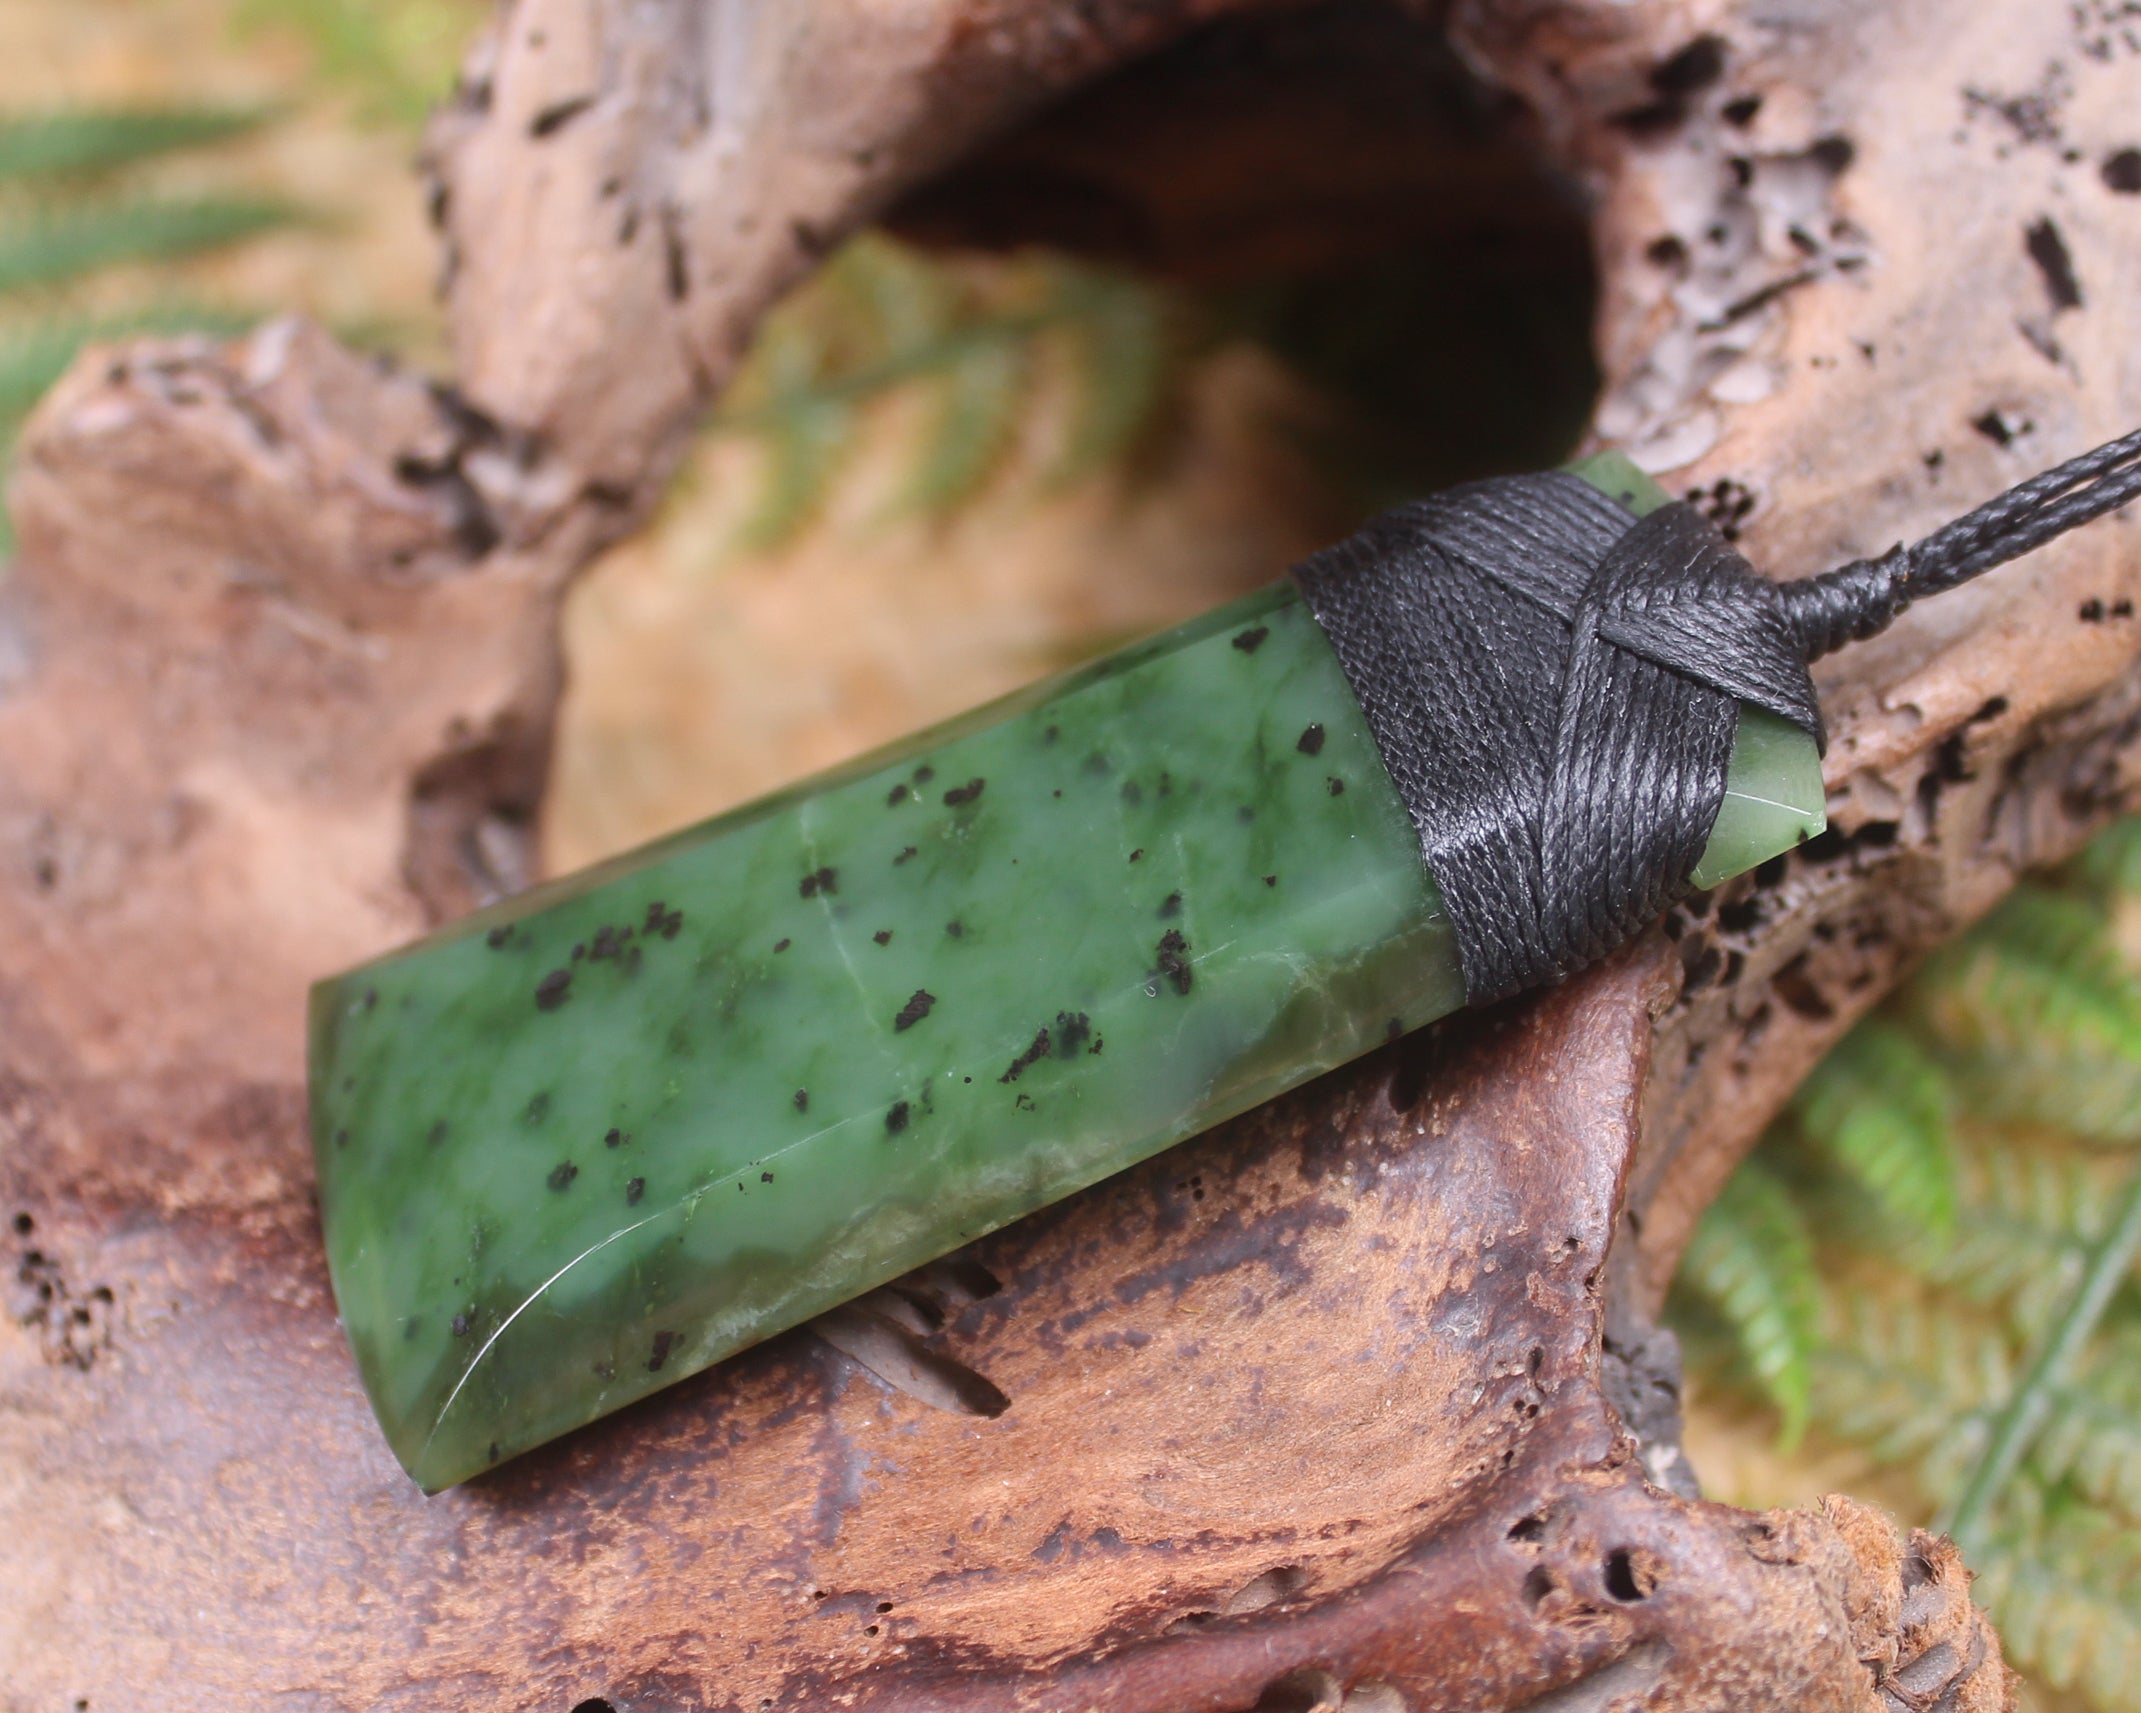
[0,198,303,298]
[823,238,1036,517]
[1976,1512,2141,1707]
[1680,1159,1821,1443]
[826,232,957,356]
[1903,1142,2100,1337]
[1934,1202,2089,1340]
[2032,1354,2141,1525]
[725,316,857,552]
[0,108,275,182]
[901,336,1029,517]
[1921,885,2141,1072]
[1791,1018,1958,1235]
[1945,1045,2141,1146]
[1942,1158,2141,1547]
[1679,819,2141,1712]
[1811,1288,2007,1498]
[707,236,1177,555]
[1046,267,1168,487]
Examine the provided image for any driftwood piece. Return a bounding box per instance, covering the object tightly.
[4,0,2137,1705]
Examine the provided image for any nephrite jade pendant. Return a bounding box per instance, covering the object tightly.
[310,453,1825,1490]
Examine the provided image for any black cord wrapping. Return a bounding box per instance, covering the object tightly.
[1293,426,2141,1006]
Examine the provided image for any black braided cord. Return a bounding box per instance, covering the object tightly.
[1778,424,2141,659]
[1293,427,2141,1006]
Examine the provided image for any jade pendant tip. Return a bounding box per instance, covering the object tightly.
[1688,704,1828,890]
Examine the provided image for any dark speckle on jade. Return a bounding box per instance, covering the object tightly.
[307,454,1822,1491]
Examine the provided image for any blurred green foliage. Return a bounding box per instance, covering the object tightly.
[0,190,296,296]
[0,106,273,177]
[0,0,480,553]
[232,0,479,125]
[705,221,1603,557]
[707,235,1177,552]
[1676,819,2141,1709]
[0,105,295,551]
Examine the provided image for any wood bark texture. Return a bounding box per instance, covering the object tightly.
[4,0,2135,1706]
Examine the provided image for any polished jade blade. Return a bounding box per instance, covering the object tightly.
[311,462,1825,1491]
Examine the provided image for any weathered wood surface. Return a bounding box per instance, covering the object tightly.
[7,0,2137,1705]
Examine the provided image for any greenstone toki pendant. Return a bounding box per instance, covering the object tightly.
[309,453,1825,1490]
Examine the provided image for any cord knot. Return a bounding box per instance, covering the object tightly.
[1777,544,1912,661]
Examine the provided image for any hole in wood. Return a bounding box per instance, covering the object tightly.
[1225,1564,1307,1615]
[1387,1025,1460,1115]
[883,3,1602,500]
[810,1300,1010,1417]
[1250,1667,1343,1713]
[1602,1546,1659,1602]
[885,1256,1004,1329]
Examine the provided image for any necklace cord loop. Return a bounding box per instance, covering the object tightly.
[1781,424,2141,660]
